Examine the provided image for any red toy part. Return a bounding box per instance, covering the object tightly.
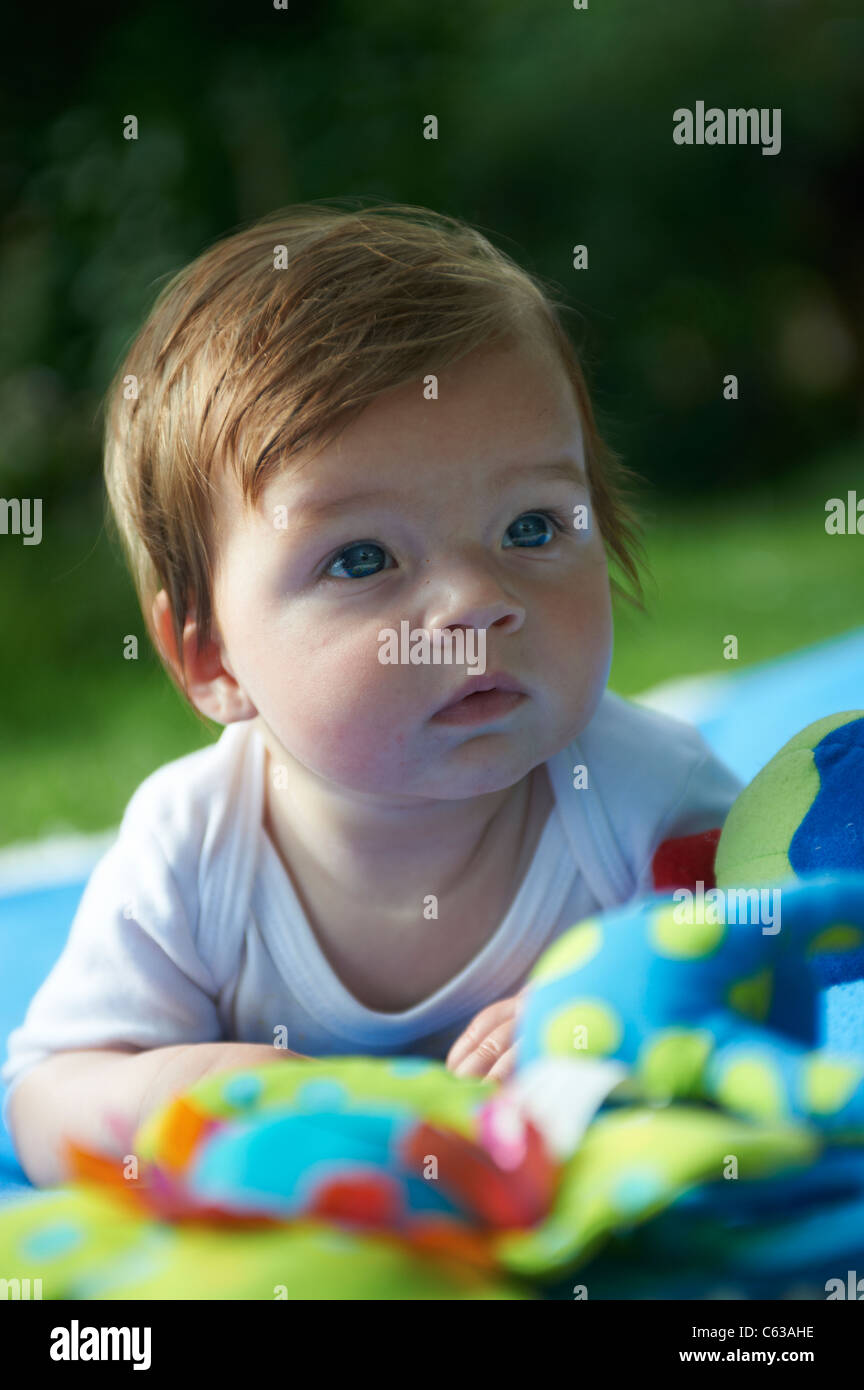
[400,1219,501,1274]
[652,827,722,892]
[399,1114,559,1230]
[308,1171,405,1229]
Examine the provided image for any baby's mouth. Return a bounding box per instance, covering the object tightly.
[430,673,528,726]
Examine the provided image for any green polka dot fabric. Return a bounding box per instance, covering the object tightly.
[518,874,864,1134]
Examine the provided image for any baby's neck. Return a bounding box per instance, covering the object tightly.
[259,736,550,921]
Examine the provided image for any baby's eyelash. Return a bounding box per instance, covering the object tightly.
[536,508,571,534]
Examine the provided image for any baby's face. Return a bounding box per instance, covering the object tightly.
[211,335,613,800]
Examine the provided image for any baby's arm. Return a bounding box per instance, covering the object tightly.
[2,798,310,1187]
[7,1040,304,1188]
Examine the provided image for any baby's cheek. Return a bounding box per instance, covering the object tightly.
[548,572,612,709]
[546,566,610,653]
[272,640,416,777]
[577,589,614,691]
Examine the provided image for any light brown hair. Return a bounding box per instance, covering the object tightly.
[103,200,648,705]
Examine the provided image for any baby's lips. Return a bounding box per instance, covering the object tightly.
[431,669,527,717]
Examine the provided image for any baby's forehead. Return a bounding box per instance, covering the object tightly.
[212,336,588,534]
[211,451,329,567]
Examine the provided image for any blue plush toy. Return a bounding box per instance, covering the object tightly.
[714,710,864,885]
[516,711,864,1145]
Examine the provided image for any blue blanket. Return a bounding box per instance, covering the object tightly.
[0,882,89,1200]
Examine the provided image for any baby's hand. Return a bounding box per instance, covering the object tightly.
[445,991,526,1083]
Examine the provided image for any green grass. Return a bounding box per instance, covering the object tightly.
[0,501,216,842]
[1,456,861,843]
[609,464,863,694]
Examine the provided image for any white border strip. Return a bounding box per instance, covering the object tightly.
[0,830,118,897]
[632,672,728,725]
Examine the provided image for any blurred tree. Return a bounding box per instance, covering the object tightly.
[0,0,860,507]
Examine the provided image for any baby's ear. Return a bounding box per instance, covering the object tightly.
[150,589,257,725]
[151,590,183,674]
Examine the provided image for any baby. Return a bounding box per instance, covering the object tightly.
[3,203,743,1186]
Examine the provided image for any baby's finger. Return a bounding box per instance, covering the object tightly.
[446,997,520,1072]
[452,1020,514,1078]
[486,1044,518,1084]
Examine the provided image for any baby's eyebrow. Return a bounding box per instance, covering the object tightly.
[502,458,588,489]
[286,458,588,529]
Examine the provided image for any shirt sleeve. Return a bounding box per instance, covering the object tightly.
[633,738,744,894]
[1,814,223,1126]
[577,692,746,902]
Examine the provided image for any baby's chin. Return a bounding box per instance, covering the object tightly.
[375,698,598,795]
[275,735,537,802]
[389,733,566,801]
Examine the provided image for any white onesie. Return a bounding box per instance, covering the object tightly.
[2,690,743,1126]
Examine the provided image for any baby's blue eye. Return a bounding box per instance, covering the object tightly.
[503,512,561,548]
[325,541,391,580]
[322,512,563,580]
